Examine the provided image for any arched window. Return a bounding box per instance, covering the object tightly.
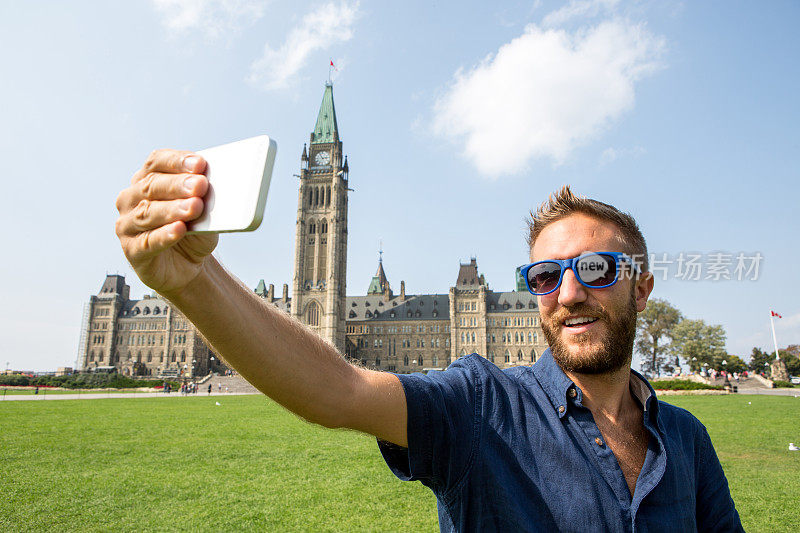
[489,352,495,363]
[419,356,424,366]
[307,302,321,327]
[147,351,153,362]
[308,189,313,207]
[376,357,381,367]
[309,221,316,234]
[432,354,438,366]
[528,332,533,343]
[517,349,523,361]
[461,333,465,343]
[404,355,409,366]
[504,350,511,363]
[326,186,331,206]
[180,351,186,362]
[314,187,319,206]
[530,348,537,362]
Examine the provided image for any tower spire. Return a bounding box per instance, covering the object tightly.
[311,83,338,145]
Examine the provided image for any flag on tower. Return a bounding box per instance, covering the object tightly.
[771,310,782,318]
[330,59,338,71]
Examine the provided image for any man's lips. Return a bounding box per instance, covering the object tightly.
[560,316,600,334]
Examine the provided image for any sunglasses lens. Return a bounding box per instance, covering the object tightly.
[527,262,562,294]
[575,253,617,287]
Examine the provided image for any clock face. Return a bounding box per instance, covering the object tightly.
[315,151,331,166]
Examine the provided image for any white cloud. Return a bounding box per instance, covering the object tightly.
[151,0,266,39]
[432,5,664,177]
[247,2,358,91]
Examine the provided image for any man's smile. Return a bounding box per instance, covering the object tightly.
[561,315,600,335]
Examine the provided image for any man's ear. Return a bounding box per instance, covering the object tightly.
[635,271,654,313]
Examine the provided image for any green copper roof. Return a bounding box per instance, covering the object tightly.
[311,83,338,144]
[367,261,389,295]
[367,276,383,294]
[515,266,527,292]
[255,279,267,297]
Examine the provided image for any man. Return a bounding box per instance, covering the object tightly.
[115,151,741,531]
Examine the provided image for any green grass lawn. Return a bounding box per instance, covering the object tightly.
[666,395,800,532]
[1,394,797,532]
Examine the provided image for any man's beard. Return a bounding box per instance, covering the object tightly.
[541,288,637,375]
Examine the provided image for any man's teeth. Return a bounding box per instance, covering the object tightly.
[564,317,598,327]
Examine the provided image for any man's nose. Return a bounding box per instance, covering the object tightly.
[557,268,588,307]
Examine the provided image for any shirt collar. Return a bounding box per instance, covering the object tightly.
[531,348,575,419]
[630,368,660,424]
[531,348,661,424]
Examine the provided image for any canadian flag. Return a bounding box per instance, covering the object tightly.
[330,59,338,71]
[771,310,782,318]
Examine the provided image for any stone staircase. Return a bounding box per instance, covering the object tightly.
[209,373,262,395]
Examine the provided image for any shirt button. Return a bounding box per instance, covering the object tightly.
[568,388,577,398]
[595,437,604,447]
[558,405,565,414]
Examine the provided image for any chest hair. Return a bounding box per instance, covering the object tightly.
[593,409,650,498]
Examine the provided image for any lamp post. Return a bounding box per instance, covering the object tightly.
[210,356,215,374]
[691,357,697,373]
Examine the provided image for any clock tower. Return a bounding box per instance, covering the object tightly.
[292,83,349,352]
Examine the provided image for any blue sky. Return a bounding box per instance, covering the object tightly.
[1,0,798,372]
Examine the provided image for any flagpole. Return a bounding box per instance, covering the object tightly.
[770,313,780,361]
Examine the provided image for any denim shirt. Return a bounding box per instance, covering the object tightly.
[378,350,742,532]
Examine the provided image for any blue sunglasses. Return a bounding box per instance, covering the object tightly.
[520,252,640,296]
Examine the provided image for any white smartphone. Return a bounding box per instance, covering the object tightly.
[186,135,277,234]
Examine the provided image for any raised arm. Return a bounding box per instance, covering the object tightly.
[115,149,408,446]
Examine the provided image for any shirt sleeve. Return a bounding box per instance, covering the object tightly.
[377,355,482,493]
[695,424,744,532]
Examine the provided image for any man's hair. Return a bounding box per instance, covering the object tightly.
[527,185,649,271]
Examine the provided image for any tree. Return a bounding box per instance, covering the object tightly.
[670,319,727,371]
[750,347,800,377]
[636,299,682,377]
[723,354,747,374]
[779,349,800,376]
[747,347,772,373]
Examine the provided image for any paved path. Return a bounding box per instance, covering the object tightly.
[0,390,261,401]
[1,374,264,402]
[710,376,800,396]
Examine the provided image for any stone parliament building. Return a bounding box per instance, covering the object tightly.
[79,84,548,377]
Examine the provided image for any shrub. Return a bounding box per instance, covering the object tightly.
[772,380,795,388]
[0,373,180,390]
[650,379,723,391]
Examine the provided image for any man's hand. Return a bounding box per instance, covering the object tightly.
[115,149,218,297]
